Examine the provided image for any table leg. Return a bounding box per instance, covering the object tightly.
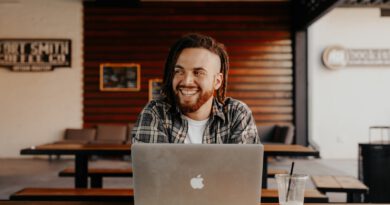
[262,155,268,188]
[75,154,88,188]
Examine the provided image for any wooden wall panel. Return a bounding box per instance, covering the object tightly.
[83,2,292,127]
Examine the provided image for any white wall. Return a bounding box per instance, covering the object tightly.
[0,0,83,157]
[308,8,390,159]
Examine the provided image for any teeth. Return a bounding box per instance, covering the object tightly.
[180,89,198,96]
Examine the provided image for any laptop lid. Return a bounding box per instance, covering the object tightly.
[132,144,263,205]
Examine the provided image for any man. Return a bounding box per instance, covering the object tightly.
[132,33,259,144]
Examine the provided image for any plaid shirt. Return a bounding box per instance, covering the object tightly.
[132,97,259,144]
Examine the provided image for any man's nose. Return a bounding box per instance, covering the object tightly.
[182,72,194,85]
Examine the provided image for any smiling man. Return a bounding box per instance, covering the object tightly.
[132,33,259,144]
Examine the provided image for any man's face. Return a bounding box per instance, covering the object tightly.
[172,48,223,114]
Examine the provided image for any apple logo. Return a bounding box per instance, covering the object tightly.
[190,174,204,189]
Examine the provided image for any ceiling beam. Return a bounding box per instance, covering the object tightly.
[293,0,343,30]
[341,0,390,7]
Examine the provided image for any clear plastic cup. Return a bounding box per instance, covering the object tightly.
[275,174,308,205]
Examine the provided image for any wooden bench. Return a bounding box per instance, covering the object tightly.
[9,188,133,201]
[10,188,328,203]
[311,175,368,203]
[59,167,133,188]
[267,169,288,177]
[59,167,284,187]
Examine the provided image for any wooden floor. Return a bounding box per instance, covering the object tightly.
[0,157,357,202]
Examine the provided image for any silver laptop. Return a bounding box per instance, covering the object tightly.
[132,144,263,205]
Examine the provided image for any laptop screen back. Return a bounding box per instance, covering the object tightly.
[132,144,263,205]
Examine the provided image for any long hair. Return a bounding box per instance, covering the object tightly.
[161,33,229,105]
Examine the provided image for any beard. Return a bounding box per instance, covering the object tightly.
[174,85,214,114]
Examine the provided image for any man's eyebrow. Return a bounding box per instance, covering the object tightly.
[174,65,184,69]
[193,67,207,72]
[174,65,207,72]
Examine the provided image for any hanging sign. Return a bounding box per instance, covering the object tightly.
[322,45,390,69]
[0,39,71,71]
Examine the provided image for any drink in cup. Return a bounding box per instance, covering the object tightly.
[275,174,308,205]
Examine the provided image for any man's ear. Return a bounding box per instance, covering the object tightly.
[214,73,223,90]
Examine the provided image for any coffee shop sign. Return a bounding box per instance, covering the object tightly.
[0,39,71,71]
[322,46,390,69]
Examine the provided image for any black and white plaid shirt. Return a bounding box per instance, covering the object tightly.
[132,97,259,144]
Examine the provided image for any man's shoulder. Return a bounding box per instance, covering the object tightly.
[223,97,251,113]
[144,98,171,110]
[143,98,172,114]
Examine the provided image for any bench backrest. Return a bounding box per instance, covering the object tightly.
[65,128,96,142]
[96,124,127,143]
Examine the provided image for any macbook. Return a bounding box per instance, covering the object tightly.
[132,144,263,205]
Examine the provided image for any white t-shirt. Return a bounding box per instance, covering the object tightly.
[184,116,209,144]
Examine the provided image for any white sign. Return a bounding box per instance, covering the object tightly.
[322,46,390,69]
[0,39,71,71]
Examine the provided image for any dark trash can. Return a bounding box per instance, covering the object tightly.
[359,142,390,202]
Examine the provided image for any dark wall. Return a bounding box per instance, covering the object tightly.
[83,2,292,127]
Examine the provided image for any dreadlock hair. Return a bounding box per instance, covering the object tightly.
[161,33,229,105]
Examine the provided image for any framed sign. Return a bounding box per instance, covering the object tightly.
[0,39,71,71]
[149,78,163,101]
[99,63,140,91]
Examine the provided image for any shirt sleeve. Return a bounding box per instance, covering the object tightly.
[229,103,260,144]
[132,103,169,143]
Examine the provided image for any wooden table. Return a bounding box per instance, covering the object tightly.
[262,144,320,188]
[311,175,368,202]
[21,143,318,189]
[1,202,382,205]
[10,188,327,203]
[21,143,131,188]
